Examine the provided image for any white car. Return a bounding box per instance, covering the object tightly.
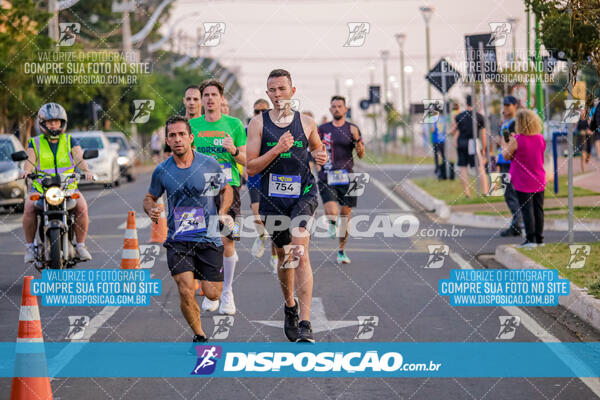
[70,131,120,187]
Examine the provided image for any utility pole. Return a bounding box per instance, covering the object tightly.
[526,5,531,108]
[394,34,407,116]
[534,14,545,123]
[420,6,434,99]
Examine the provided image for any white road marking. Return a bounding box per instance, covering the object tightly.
[371,177,413,212]
[0,223,21,233]
[50,306,120,380]
[50,272,156,378]
[253,297,359,333]
[118,216,152,230]
[450,252,600,396]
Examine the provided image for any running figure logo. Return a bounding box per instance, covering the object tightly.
[488,22,512,47]
[420,100,443,123]
[201,23,226,47]
[191,345,222,375]
[138,244,160,269]
[487,173,510,196]
[425,244,449,269]
[202,173,226,197]
[496,316,520,339]
[562,100,584,123]
[344,22,370,47]
[58,23,80,46]
[211,316,234,340]
[345,173,370,197]
[66,316,89,340]
[276,99,300,123]
[131,100,155,123]
[566,245,591,269]
[354,316,379,340]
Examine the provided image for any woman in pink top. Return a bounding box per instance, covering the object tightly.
[502,109,546,248]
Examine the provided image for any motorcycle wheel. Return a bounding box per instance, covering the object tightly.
[48,227,63,269]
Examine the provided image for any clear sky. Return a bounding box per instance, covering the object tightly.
[168,0,528,120]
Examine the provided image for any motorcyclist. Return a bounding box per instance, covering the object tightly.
[21,103,94,264]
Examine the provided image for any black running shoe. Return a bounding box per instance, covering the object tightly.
[284,302,299,342]
[188,334,208,354]
[296,320,315,343]
[500,227,521,237]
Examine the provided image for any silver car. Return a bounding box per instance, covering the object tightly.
[105,131,135,182]
[0,134,26,211]
[70,131,120,187]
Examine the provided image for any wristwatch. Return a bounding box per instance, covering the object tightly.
[232,148,239,157]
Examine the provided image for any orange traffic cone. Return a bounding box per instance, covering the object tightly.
[121,211,140,269]
[10,276,53,400]
[150,197,167,244]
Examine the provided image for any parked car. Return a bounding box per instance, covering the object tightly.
[105,131,135,182]
[0,134,26,211]
[69,131,120,187]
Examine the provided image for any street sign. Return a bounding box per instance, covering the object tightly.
[368,86,380,104]
[359,99,370,110]
[425,58,461,95]
[465,33,499,81]
[410,103,425,115]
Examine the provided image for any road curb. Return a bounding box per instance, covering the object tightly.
[397,179,451,219]
[396,179,600,232]
[495,244,600,333]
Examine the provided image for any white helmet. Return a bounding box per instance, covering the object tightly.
[37,102,68,139]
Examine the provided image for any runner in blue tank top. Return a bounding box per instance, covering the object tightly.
[247,69,328,343]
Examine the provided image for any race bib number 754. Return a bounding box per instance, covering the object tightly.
[268,174,301,198]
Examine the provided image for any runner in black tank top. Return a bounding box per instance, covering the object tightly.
[246,69,328,344]
[318,96,365,265]
[259,110,317,214]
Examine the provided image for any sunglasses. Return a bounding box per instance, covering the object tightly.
[254,109,267,115]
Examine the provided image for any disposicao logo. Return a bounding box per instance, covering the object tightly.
[224,351,404,373]
[191,345,222,375]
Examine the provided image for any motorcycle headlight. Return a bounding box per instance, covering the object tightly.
[117,156,129,166]
[45,186,65,205]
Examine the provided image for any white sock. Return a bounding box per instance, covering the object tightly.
[26,243,34,249]
[222,255,237,293]
[76,242,85,248]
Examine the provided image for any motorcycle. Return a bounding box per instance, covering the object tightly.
[11,149,98,270]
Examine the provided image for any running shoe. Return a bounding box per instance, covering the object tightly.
[251,235,266,258]
[202,297,219,312]
[219,290,236,315]
[296,320,315,343]
[518,241,537,249]
[188,334,208,355]
[336,251,351,264]
[284,301,299,342]
[270,255,278,274]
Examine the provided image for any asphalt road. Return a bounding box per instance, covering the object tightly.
[1,164,600,399]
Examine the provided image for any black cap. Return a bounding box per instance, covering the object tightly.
[503,95,518,106]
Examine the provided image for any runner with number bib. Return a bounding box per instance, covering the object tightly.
[246,69,328,343]
[318,96,365,264]
[144,115,233,345]
[190,79,247,316]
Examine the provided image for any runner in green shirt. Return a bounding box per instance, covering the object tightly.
[190,79,247,317]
